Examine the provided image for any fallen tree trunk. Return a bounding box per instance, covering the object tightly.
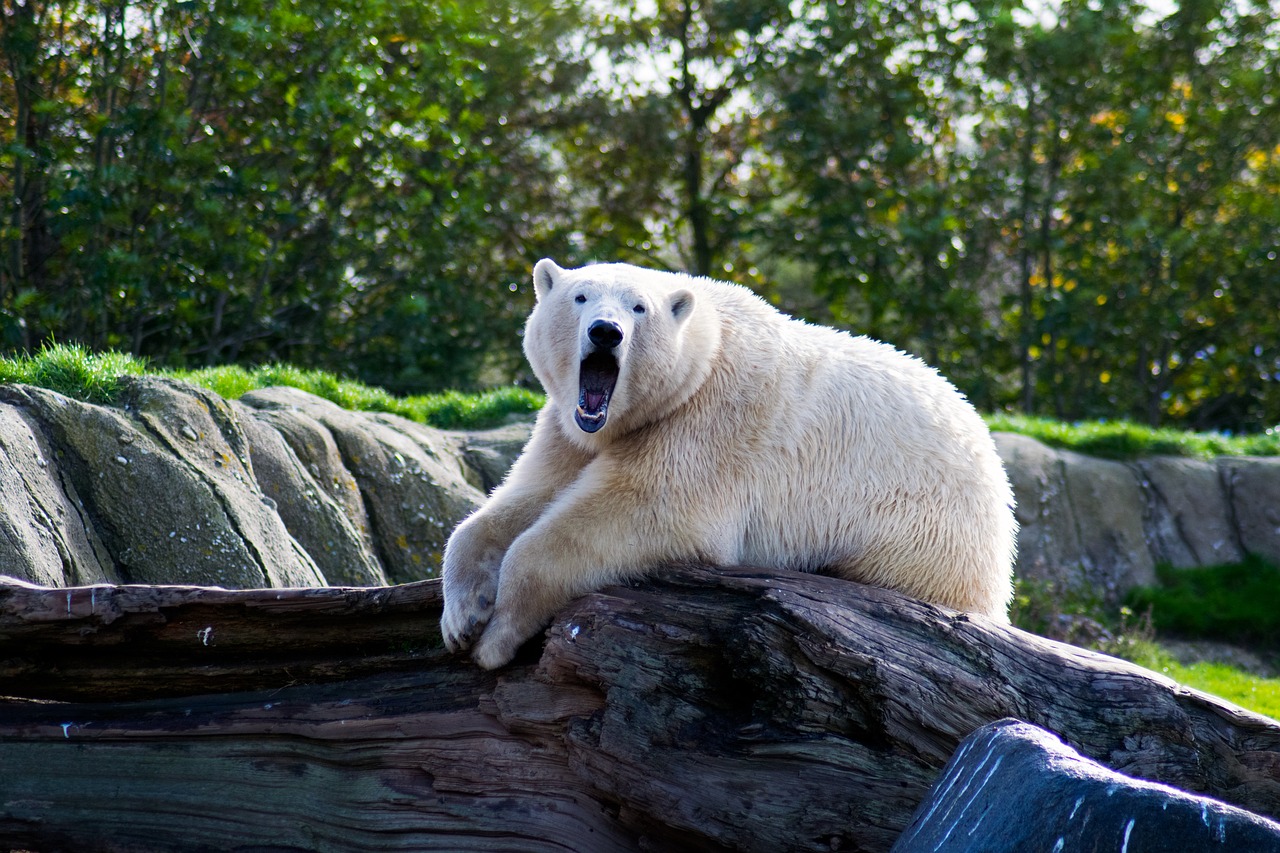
[3,567,1279,852]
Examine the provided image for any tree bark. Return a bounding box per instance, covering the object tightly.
[3,567,1279,853]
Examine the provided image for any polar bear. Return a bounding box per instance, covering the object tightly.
[441,259,1017,669]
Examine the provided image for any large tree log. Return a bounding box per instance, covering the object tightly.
[3,567,1279,852]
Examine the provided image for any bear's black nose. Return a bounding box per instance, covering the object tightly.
[588,319,624,350]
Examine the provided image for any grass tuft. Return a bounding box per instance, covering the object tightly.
[0,343,148,403]
[403,387,546,430]
[173,363,544,429]
[0,344,542,430]
[985,413,1279,459]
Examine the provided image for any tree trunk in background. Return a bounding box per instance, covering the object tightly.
[4,567,1280,853]
[2,0,50,341]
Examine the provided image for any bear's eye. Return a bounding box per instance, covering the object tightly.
[574,294,586,304]
[632,304,646,315]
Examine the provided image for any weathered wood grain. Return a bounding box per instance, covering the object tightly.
[3,567,1279,852]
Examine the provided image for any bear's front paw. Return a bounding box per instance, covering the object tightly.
[470,611,532,670]
[440,584,496,653]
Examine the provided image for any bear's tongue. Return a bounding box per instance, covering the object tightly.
[576,351,619,433]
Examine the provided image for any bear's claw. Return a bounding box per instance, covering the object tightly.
[440,585,496,653]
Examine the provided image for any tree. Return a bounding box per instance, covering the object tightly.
[3,0,1277,425]
[760,0,1004,394]
[0,0,588,390]
[975,0,1280,427]
[568,0,793,277]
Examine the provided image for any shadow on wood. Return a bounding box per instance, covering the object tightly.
[3,567,1280,852]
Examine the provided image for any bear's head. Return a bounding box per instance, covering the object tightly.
[524,259,720,447]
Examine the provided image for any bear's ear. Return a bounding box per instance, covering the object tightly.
[670,288,695,324]
[532,258,563,302]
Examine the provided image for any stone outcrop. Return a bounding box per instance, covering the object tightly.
[0,378,495,588]
[238,387,484,585]
[891,719,1280,852]
[0,377,1276,594]
[997,433,1280,601]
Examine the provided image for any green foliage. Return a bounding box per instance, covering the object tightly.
[1126,558,1280,649]
[1009,576,1104,640]
[969,0,1280,430]
[1,0,587,391]
[986,414,1280,459]
[1012,569,1280,720]
[1010,575,1157,659]
[2,0,1278,428]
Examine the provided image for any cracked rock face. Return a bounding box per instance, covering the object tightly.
[240,387,486,586]
[0,402,118,587]
[0,378,488,589]
[995,431,1280,603]
[0,377,1275,595]
[2,380,325,588]
[1133,456,1243,569]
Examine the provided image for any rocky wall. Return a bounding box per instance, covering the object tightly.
[1,378,1276,596]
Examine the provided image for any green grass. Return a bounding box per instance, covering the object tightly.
[0,343,149,404]
[175,362,544,429]
[1013,573,1280,720]
[1,344,543,430]
[985,413,1279,459]
[1125,557,1280,649]
[1122,642,1280,721]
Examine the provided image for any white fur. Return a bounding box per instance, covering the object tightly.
[441,259,1017,668]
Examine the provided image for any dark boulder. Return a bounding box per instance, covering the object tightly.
[892,719,1280,852]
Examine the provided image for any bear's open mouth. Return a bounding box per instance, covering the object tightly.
[576,350,619,433]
